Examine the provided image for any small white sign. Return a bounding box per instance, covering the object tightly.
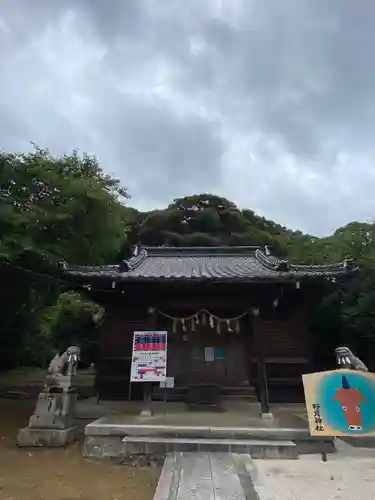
[160,377,175,389]
[204,346,215,362]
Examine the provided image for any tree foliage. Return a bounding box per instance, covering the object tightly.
[125,193,298,252]
[0,146,128,264]
[0,146,128,368]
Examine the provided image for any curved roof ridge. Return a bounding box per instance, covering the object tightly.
[255,248,289,271]
[139,245,261,256]
[61,263,118,272]
[61,245,359,282]
[127,248,148,271]
[290,260,357,272]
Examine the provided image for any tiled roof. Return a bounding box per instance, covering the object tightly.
[62,245,358,283]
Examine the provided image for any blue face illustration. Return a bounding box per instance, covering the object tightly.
[317,372,375,434]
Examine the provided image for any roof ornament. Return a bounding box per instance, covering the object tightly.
[119,260,129,272]
[265,245,271,256]
[343,259,354,269]
[276,261,289,271]
[133,245,139,257]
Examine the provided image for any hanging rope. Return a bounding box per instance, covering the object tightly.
[155,307,249,322]
[155,307,249,334]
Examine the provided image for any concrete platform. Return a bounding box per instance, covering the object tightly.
[83,403,335,460]
[83,425,322,460]
[84,434,298,460]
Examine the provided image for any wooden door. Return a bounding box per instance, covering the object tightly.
[187,344,228,384]
[183,325,247,386]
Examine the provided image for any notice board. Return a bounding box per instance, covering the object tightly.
[130,331,167,382]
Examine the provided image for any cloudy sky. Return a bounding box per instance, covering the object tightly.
[1,0,374,235]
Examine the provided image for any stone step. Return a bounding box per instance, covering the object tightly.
[83,433,298,460]
[85,421,309,440]
[152,386,257,402]
[221,386,257,395]
[221,394,258,401]
[84,421,335,457]
[122,436,298,459]
[153,386,256,395]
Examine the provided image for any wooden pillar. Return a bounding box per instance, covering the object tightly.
[252,309,273,419]
[140,306,157,417]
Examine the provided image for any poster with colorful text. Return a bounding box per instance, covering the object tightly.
[130,331,167,382]
[302,369,375,437]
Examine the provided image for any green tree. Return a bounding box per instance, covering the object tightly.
[132,194,295,251]
[38,291,105,367]
[0,146,128,264]
[0,146,130,368]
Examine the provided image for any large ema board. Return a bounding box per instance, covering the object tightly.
[130,331,167,382]
[302,369,375,437]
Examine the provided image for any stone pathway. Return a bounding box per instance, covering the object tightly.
[153,448,375,500]
[153,452,258,500]
[252,454,375,500]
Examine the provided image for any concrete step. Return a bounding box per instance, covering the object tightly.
[83,433,298,460]
[85,421,309,440]
[221,386,257,395]
[124,436,298,459]
[221,394,258,402]
[84,421,335,457]
[152,386,257,402]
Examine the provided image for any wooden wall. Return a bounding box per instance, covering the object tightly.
[96,311,147,400]
[251,314,313,403]
[166,326,250,387]
[94,282,314,401]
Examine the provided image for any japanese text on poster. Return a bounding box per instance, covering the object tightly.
[130,331,167,382]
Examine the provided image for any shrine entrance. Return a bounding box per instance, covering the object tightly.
[178,319,251,389]
[187,344,228,385]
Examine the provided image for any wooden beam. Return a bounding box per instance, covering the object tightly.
[139,306,157,415]
[253,314,271,416]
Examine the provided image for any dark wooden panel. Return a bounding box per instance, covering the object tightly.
[97,319,146,400]
[102,342,132,357]
[166,326,250,387]
[101,319,147,345]
[260,319,311,358]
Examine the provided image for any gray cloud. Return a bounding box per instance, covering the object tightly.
[1,0,375,235]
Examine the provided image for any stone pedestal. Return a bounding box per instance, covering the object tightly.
[17,426,77,447]
[260,412,274,421]
[17,390,78,447]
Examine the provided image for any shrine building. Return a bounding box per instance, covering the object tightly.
[62,245,357,412]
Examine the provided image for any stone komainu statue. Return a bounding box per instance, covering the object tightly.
[334,346,368,372]
[46,346,81,391]
[48,346,80,375]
